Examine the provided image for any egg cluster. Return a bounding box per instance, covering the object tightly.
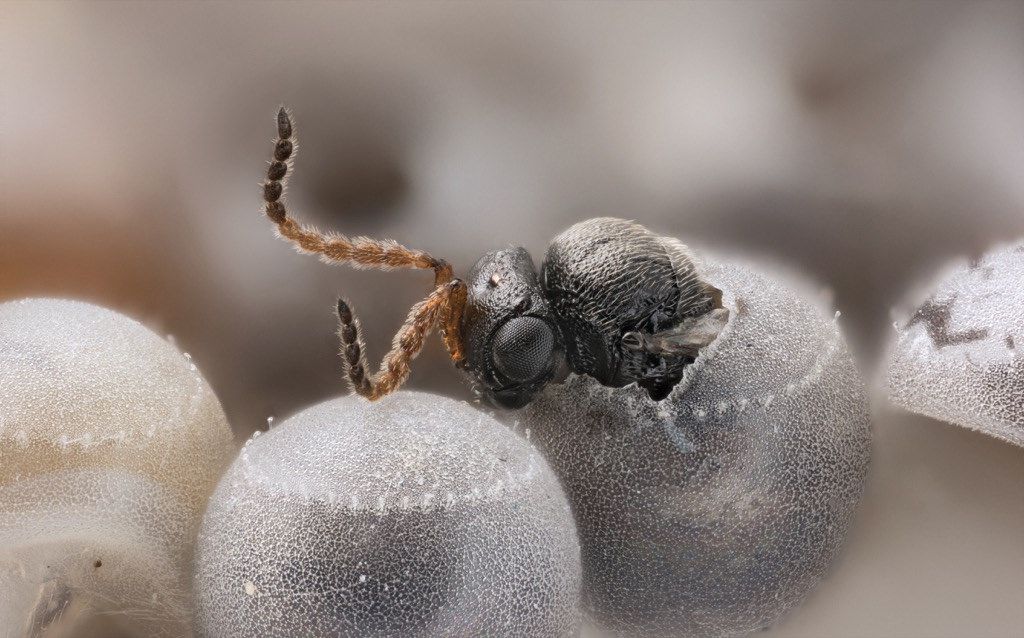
[1,260,879,638]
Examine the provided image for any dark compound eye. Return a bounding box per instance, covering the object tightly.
[491,317,555,383]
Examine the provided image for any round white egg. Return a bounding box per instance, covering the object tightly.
[194,391,581,637]
[0,298,235,636]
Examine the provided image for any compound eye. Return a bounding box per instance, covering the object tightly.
[491,317,555,383]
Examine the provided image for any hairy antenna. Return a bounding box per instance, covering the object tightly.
[263,107,466,398]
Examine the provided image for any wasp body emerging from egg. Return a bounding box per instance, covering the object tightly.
[262,108,728,408]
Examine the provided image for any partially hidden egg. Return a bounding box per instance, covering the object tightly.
[886,241,1024,447]
[0,298,235,637]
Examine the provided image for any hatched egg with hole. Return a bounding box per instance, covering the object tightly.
[517,261,872,637]
[886,241,1024,447]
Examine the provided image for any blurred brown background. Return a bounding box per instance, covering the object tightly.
[2,2,1022,637]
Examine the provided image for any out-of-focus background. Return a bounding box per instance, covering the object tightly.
[2,2,1022,636]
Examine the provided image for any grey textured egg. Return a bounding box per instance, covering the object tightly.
[518,262,871,637]
[886,242,1024,447]
[194,391,581,638]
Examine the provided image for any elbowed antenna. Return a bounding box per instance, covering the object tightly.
[261,107,467,399]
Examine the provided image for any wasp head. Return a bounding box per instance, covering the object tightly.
[460,247,567,409]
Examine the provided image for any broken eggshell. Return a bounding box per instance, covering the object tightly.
[0,298,235,637]
[886,241,1024,447]
[193,391,581,638]
[517,261,872,637]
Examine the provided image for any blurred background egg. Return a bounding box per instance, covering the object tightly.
[886,241,1024,447]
